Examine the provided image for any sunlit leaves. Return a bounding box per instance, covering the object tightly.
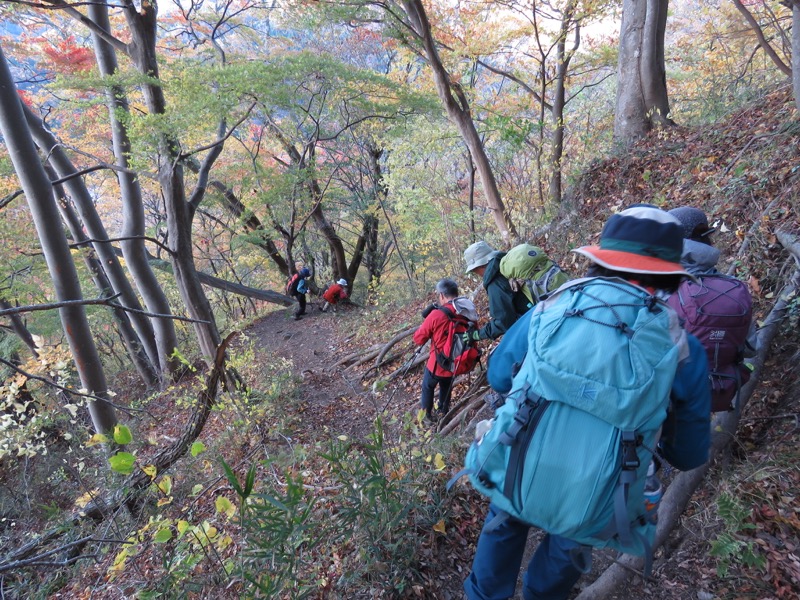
[190,441,206,457]
[113,424,133,445]
[109,451,136,474]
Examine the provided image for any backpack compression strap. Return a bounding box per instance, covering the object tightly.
[499,383,550,512]
[595,429,655,577]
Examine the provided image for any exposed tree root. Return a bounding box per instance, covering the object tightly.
[385,346,428,381]
[437,370,489,434]
[374,327,416,367]
[575,232,798,598]
[439,396,486,437]
[333,343,383,369]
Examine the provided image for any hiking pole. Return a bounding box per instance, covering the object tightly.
[379,343,425,414]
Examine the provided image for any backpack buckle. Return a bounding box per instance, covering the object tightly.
[621,431,640,470]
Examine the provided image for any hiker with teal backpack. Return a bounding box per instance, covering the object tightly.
[413,279,480,424]
[286,267,312,320]
[460,207,711,600]
[463,241,569,344]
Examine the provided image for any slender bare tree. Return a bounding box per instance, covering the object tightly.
[0,43,117,436]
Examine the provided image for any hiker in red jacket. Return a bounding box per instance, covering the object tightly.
[321,279,349,312]
[413,279,479,423]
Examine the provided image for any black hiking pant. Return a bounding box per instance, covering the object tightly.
[292,292,307,317]
[420,367,453,416]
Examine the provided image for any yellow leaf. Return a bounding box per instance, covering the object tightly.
[215,495,236,518]
[432,519,446,534]
[157,496,173,507]
[142,465,157,480]
[110,547,128,573]
[157,476,172,495]
[433,453,446,471]
[74,489,99,508]
[85,433,108,447]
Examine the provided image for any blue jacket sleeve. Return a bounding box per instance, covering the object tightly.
[486,309,532,394]
[660,334,711,471]
[297,278,308,294]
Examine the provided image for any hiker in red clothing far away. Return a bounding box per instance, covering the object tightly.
[320,278,349,313]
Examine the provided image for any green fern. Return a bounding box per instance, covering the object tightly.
[710,492,766,577]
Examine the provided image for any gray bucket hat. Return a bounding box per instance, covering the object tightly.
[464,241,499,273]
[668,207,715,240]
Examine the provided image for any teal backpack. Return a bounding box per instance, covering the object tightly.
[457,277,684,569]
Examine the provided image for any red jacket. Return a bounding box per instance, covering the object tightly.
[413,303,455,377]
[323,283,348,304]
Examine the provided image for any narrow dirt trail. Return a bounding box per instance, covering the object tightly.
[246,302,419,439]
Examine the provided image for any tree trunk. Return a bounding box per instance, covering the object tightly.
[203,174,289,276]
[88,0,180,380]
[400,0,518,244]
[794,3,800,112]
[123,1,223,365]
[0,44,117,436]
[614,0,672,144]
[309,177,349,281]
[52,178,158,386]
[731,0,792,77]
[549,1,579,206]
[25,105,160,387]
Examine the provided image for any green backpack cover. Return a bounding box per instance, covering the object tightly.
[461,278,684,562]
[499,244,569,307]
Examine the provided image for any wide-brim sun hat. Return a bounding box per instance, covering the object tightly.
[464,241,499,273]
[337,278,348,286]
[572,206,693,278]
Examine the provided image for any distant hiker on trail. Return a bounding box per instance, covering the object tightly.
[413,279,480,424]
[667,206,755,413]
[461,206,711,600]
[320,278,349,313]
[462,241,530,341]
[286,267,311,320]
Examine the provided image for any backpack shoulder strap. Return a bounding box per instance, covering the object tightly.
[436,305,456,319]
[437,304,471,325]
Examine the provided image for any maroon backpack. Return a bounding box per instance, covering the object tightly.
[667,274,753,412]
[434,306,481,376]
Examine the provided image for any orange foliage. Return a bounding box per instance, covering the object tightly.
[41,35,94,74]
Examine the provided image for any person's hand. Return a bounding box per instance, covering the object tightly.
[461,330,481,343]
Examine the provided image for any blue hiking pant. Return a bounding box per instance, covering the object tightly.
[419,367,453,416]
[464,504,586,600]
